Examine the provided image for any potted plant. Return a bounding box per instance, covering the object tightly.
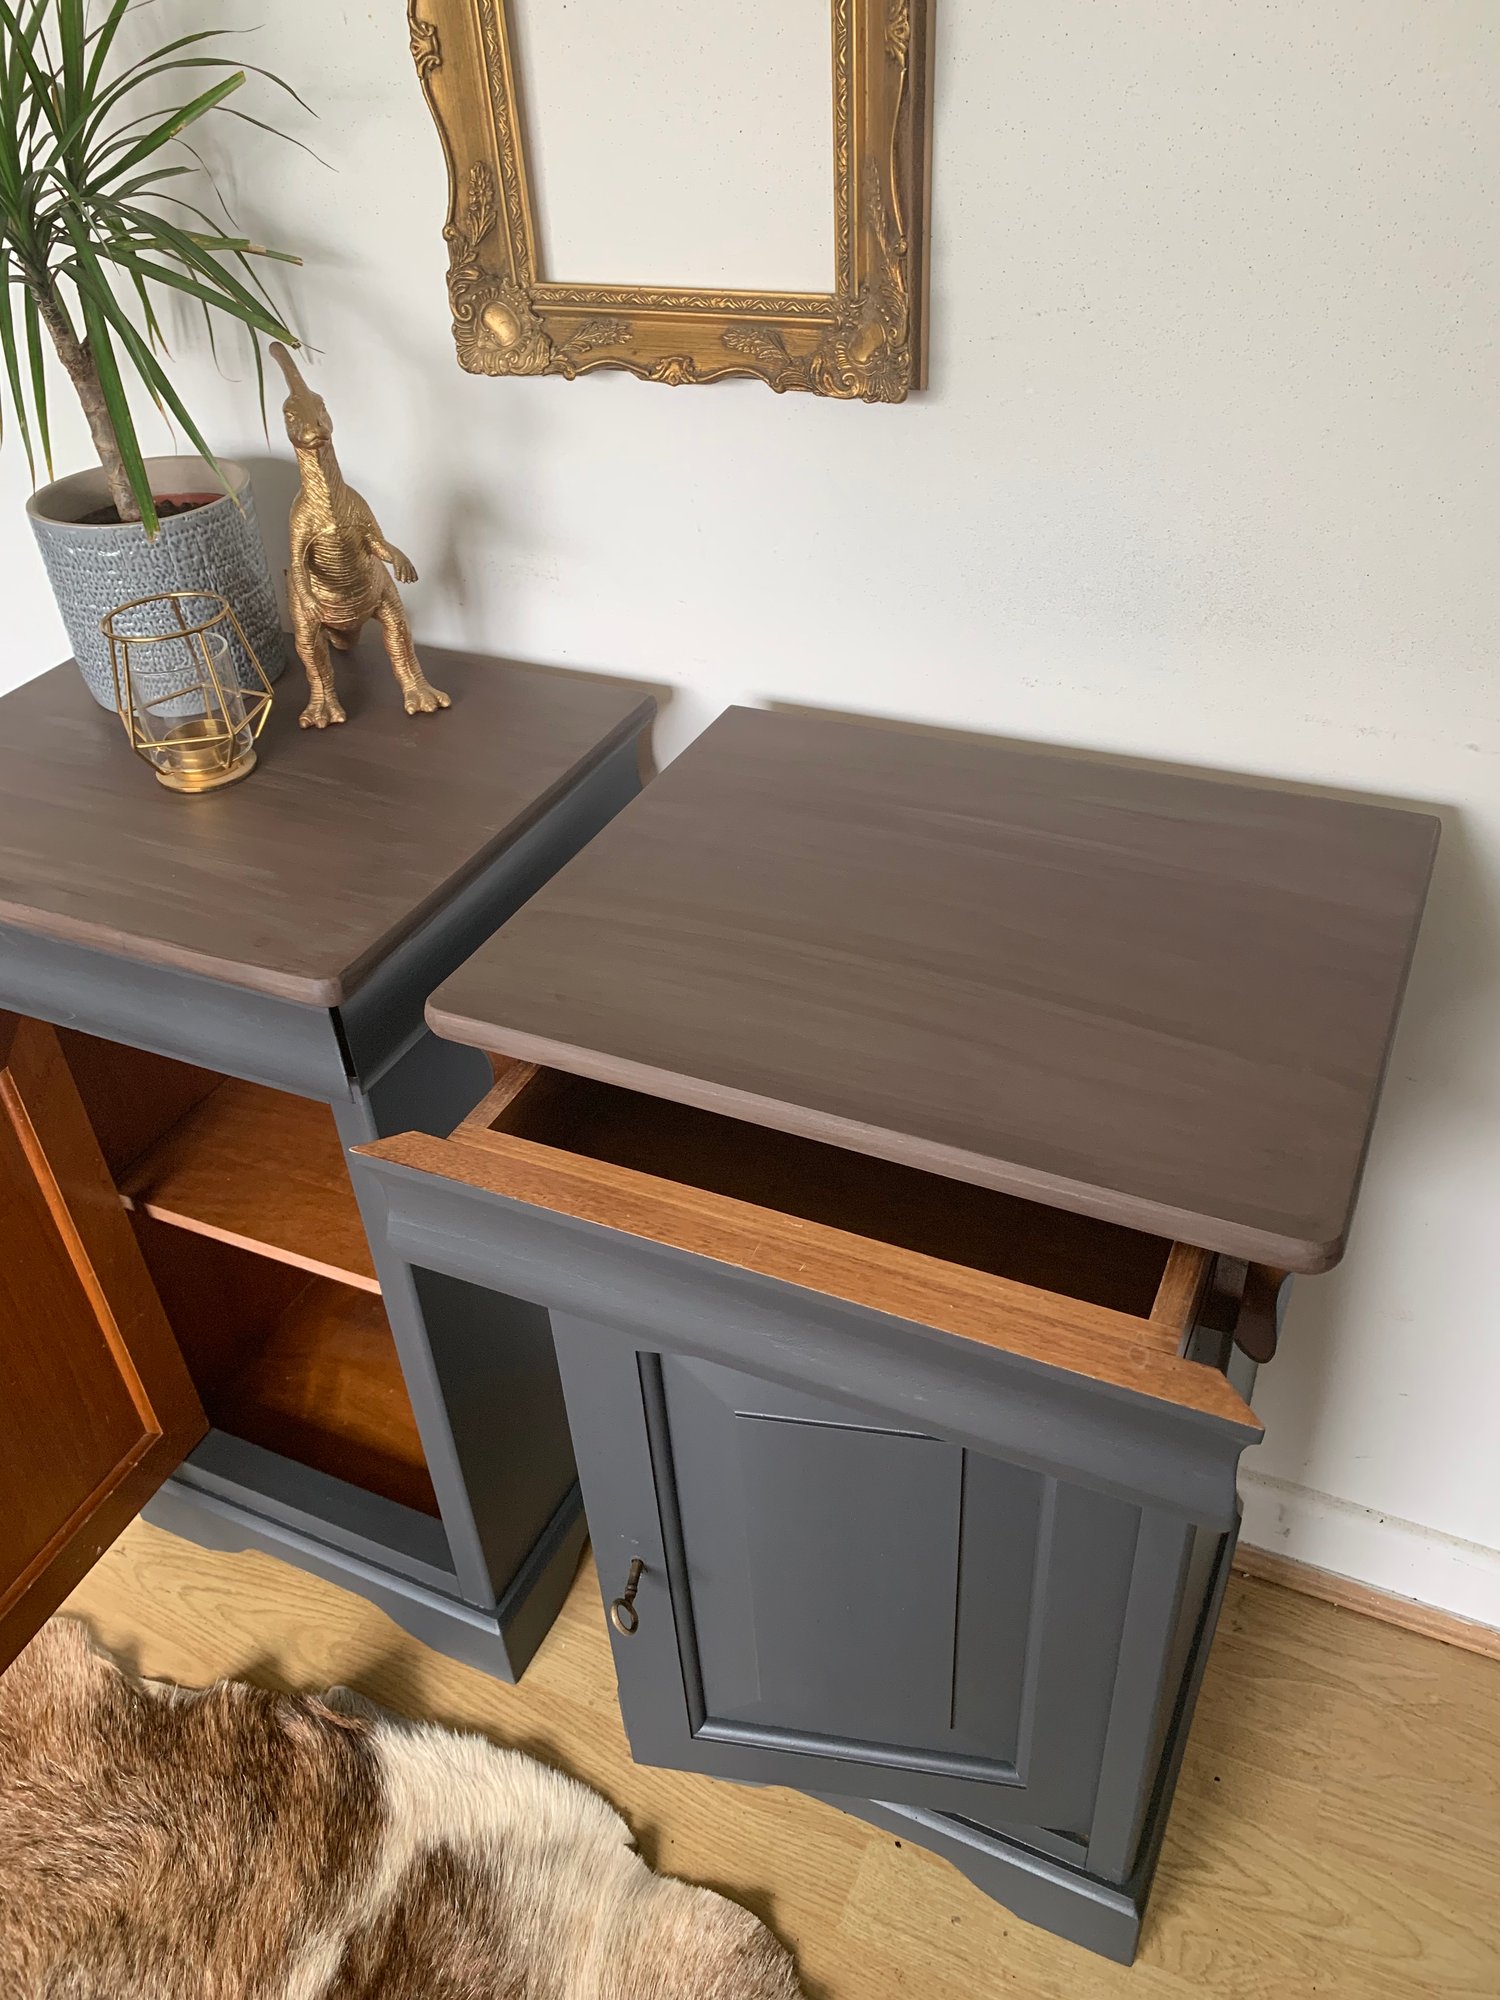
[0,0,304,705]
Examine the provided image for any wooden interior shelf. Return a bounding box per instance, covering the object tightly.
[57,1032,439,1520]
[120,1079,377,1293]
[213,1278,439,1517]
[134,1220,437,1517]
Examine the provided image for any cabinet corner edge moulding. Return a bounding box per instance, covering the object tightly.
[407,0,934,402]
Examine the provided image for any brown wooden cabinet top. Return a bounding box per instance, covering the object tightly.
[428,706,1439,1273]
[0,640,655,1006]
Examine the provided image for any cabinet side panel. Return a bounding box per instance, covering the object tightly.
[341,1040,575,1612]
[411,1268,578,1595]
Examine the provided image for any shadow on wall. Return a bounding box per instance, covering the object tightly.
[232,296,559,670]
[424,477,520,655]
[1271,803,1495,1472]
[236,450,675,757]
[236,455,520,659]
[236,455,299,631]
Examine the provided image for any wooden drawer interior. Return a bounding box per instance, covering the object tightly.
[487,1066,1175,1320]
[360,1063,1254,1424]
[58,1029,436,1516]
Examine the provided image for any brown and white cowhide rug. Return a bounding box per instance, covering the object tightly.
[0,1620,803,1999]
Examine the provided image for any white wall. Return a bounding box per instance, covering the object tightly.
[2,3,1496,1625]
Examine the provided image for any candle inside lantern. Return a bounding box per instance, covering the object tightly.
[101,592,273,794]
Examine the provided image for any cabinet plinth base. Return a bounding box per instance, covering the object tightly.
[145,1475,588,1684]
[836,1799,1144,1964]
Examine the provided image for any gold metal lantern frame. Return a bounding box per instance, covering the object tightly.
[102,590,274,794]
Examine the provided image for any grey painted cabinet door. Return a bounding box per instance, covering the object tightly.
[553,1317,1144,1835]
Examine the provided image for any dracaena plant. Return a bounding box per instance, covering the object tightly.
[0,0,304,535]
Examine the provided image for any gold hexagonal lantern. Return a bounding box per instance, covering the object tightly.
[102,590,274,793]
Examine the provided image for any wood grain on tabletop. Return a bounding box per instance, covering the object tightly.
[0,642,656,1004]
[63,1521,1500,2000]
[428,707,1438,1273]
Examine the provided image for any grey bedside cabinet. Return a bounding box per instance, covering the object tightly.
[354,707,1438,1963]
[0,640,655,1683]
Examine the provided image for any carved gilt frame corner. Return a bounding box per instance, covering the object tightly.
[408,0,933,402]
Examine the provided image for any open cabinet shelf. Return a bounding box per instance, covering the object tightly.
[56,1031,437,1522]
[216,1276,439,1517]
[135,1218,438,1517]
[119,1077,377,1293]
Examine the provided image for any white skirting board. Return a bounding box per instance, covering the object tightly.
[1239,1469,1500,1636]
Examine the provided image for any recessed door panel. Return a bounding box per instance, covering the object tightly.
[555,1318,1141,1830]
[664,1358,1046,1765]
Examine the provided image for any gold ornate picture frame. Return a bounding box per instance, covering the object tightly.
[408,1,933,402]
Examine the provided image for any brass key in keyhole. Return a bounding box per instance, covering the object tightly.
[610,1558,645,1635]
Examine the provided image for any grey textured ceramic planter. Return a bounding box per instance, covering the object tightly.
[27,455,287,711]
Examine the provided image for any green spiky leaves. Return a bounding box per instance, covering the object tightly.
[0,0,304,530]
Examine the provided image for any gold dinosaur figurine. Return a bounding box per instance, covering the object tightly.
[270,342,449,728]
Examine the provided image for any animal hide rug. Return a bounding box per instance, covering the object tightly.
[0,1619,803,1999]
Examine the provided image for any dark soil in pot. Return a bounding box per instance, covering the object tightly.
[77,491,221,526]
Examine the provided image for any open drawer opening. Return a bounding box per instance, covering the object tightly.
[481,1065,1177,1321]
[359,1065,1247,1426]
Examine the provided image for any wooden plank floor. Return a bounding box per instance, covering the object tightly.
[65,1522,1500,1998]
